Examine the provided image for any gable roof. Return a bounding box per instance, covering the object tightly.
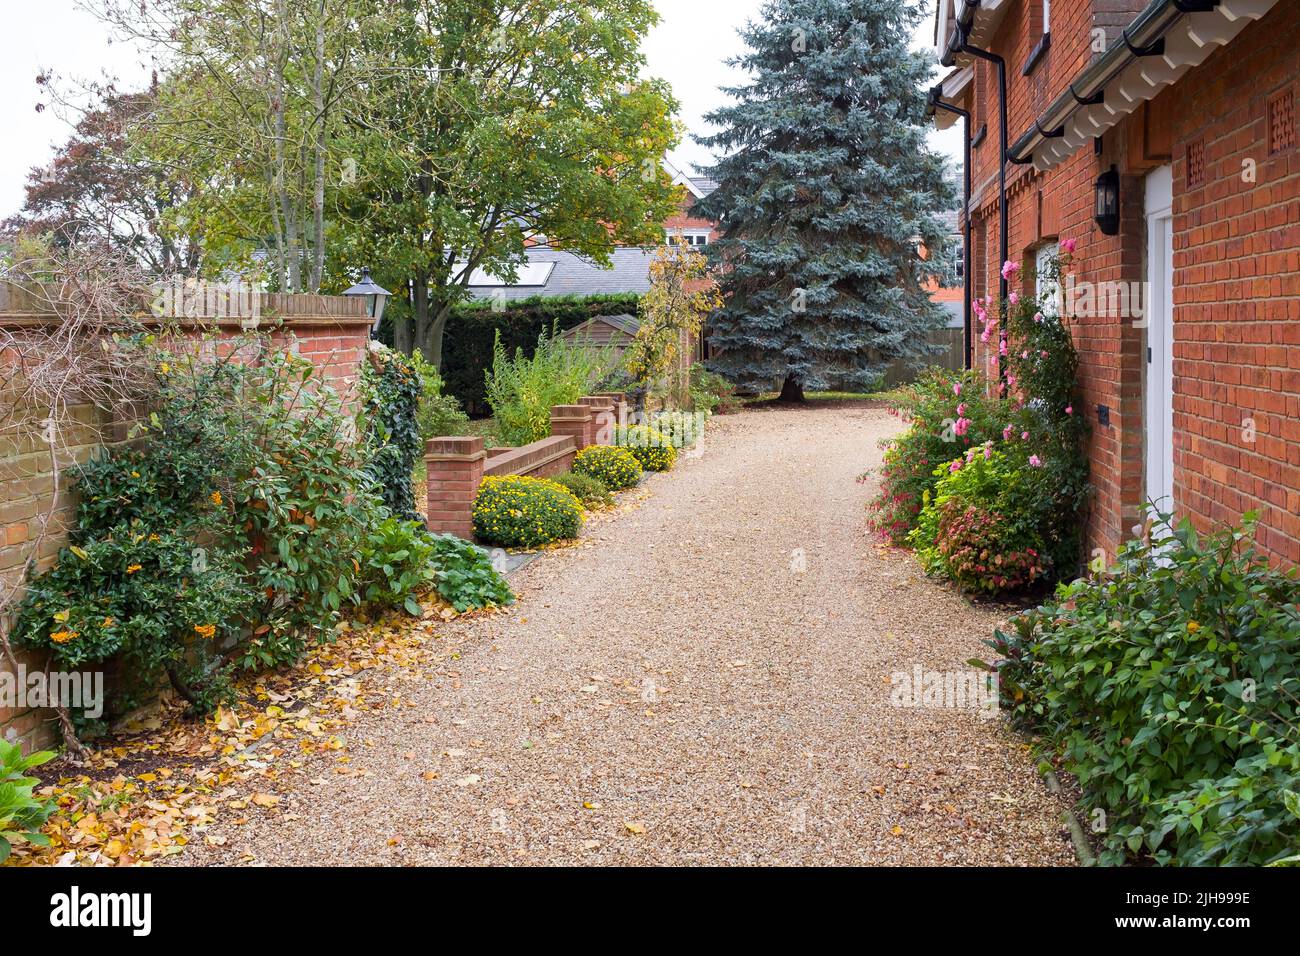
[466,246,655,301]
[557,313,641,340]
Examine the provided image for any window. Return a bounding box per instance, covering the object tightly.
[667,229,710,247]
[1035,243,1061,316]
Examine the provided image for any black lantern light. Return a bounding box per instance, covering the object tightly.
[1094,165,1120,236]
[343,267,392,335]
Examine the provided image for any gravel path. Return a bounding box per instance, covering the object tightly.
[182,404,1076,866]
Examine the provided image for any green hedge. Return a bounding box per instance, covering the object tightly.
[441,293,642,414]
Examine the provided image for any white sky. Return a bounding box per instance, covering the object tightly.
[0,0,961,218]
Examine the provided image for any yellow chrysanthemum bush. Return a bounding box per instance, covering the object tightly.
[472,475,584,548]
[572,444,642,490]
[615,424,677,472]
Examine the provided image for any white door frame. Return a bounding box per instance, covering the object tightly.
[1144,165,1174,519]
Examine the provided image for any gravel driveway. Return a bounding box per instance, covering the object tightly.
[182,404,1076,866]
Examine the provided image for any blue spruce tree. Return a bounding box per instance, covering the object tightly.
[694,0,953,402]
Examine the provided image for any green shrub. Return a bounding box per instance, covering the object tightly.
[357,517,438,616]
[0,739,55,863]
[14,343,382,718]
[410,348,471,439]
[986,513,1300,865]
[690,363,737,414]
[484,326,615,446]
[552,472,614,509]
[439,293,643,415]
[572,445,641,490]
[650,410,707,448]
[472,475,583,548]
[909,448,1053,594]
[14,524,258,718]
[616,425,677,471]
[426,534,516,612]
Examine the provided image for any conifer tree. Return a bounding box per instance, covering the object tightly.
[695,0,952,401]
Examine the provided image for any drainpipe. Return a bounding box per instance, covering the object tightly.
[953,25,1009,383]
[927,85,973,370]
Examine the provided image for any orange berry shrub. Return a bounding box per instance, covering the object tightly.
[11,339,394,728]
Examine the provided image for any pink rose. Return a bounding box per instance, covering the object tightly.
[953,382,962,397]
[1008,291,1019,305]
[1061,238,1077,254]
[949,459,963,473]
[1033,312,1044,323]
[1029,455,1043,467]
[1001,260,1020,280]
[1021,431,1030,441]
[956,403,966,416]
[1002,424,1014,441]
[1065,405,1073,415]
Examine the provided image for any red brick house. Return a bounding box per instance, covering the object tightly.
[928,0,1299,567]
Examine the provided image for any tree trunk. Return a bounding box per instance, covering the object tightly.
[777,374,806,403]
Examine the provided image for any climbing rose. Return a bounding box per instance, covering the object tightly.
[1061,238,1077,254]
[1065,405,1074,415]
[1033,311,1044,323]
[1002,424,1014,440]
[1021,431,1030,441]
[1008,291,1019,305]
[1029,455,1043,467]
[1001,260,1020,280]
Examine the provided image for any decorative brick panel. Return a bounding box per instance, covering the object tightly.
[1269,88,1295,154]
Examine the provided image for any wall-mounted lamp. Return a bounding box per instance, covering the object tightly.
[1094,165,1120,236]
[343,267,392,335]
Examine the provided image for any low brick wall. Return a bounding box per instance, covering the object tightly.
[424,396,624,540]
[0,284,373,753]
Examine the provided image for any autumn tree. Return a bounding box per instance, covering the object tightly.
[624,241,721,410]
[4,89,202,275]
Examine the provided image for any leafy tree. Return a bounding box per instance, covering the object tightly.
[85,0,364,292]
[336,0,681,365]
[694,0,952,402]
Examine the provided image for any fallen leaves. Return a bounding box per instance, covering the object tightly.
[4,602,461,867]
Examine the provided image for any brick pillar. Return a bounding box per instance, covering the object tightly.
[594,392,630,430]
[549,404,595,450]
[579,396,616,445]
[425,436,486,539]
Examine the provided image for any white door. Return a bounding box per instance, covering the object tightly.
[1144,165,1174,517]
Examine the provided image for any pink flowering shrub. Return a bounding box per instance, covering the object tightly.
[895,247,1090,594]
[867,368,1003,543]
[910,449,1052,594]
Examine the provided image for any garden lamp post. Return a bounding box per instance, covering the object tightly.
[344,267,392,336]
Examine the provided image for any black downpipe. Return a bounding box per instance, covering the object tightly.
[928,86,973,370]
[955,27,1009,383]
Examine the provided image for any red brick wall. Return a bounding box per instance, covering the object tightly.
[959,2,1300,568]
[0,291,372,752]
